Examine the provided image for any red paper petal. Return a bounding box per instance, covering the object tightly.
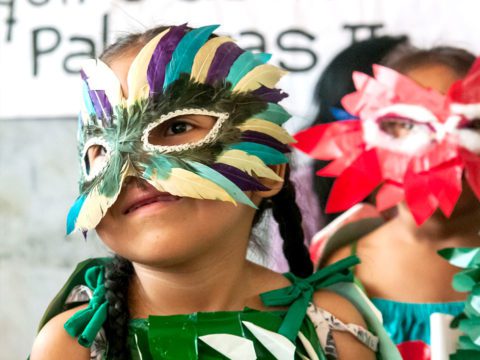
[377,148,411,184]
[343,64,448,122]
[317,147,364,177]
[431,162,463,217]
[376,182,404,211]
[293,121,362,159]
[397,340,431,360]
[404,163,439,225]
[326,149,382,213]
[448,57,480,104]
[373,64,446,120]
[462,149,480,200]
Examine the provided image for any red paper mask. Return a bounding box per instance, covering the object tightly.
[295,61,480,225]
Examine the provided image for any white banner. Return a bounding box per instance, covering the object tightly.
[1,0,480,123]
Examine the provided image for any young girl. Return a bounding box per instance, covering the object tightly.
[30,24,398,359]
[295,47,480,357]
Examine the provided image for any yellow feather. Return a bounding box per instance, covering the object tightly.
[75,188,118,231]
[126,29,170,106]
[233,64,287,93]
[75,163,132,231]
[148,168,237,204]
[190,37,233,83]
[216,150,283,182]
[237,119,296,144]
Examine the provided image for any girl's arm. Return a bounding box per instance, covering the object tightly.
[30,305,90,360]
[313,290,376,360]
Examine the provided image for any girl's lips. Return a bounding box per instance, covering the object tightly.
[123,193,181,215]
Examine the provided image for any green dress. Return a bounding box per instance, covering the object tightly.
[36,256,400,359]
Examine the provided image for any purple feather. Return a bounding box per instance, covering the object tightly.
[206,42,243,85]
[241,130,291,153]
[80,69,88,81]
[81,69,113,125]
[252,86,288,103]
[211,163,269,191]
[88,89,112,125]
[147,24,188,95]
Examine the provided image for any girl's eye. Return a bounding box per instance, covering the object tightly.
[378,117,416,138]
[147,114,217,147]
[85,144,107,175]
[462,118,480,131]
[165,121,193,136]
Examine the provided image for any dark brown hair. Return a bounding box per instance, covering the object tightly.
[383,45,475,77]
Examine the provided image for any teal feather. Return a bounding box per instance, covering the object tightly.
[163,25,219,90]
[98,152,123,198]
[254,103,291,125]
[229,142,288,165]
[226,52,272,88]
[143,155,177,180]
[67,194,86,234]
[187,161,256,207]
[82,81,96,117]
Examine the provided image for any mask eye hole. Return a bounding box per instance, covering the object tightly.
[455,117,480,154]
[378,116,417,138]
[83,143,109,179]
[143,110,229,153]
[147,115,216,146]
[460,118,480,131]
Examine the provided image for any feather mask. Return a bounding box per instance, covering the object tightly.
[67,24,293,234]
[294,61,480,225]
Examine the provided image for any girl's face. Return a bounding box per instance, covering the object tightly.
[94,52,260,267]
[96,178,257,267]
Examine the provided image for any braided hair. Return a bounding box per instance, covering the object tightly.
[253,166,313,278]
[103,256,133,359]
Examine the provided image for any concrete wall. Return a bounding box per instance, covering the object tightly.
[0,119,109,359]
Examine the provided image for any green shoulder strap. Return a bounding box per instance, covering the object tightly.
[326,281,402,359]
[37,257,112,332]
[260,256,359,342]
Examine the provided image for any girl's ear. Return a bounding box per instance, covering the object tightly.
[252,164,287,201]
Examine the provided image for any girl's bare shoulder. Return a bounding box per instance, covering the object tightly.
[324,218,401,266]
[30,305,90,360]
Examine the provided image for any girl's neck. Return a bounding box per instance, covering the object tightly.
[128,245,259,318]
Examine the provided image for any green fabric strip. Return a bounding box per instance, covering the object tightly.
[63,265,109,347]
[260,256,359,342]
[37,257,112,332]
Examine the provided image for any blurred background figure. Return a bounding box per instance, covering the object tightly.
[296,46,479,359]
[305,35,409,264]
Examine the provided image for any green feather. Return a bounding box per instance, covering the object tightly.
[143,155,177,179]
[229,142,288,165]
[98,151,123,198]
[254,103,291,125]
[226,52,271,88]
